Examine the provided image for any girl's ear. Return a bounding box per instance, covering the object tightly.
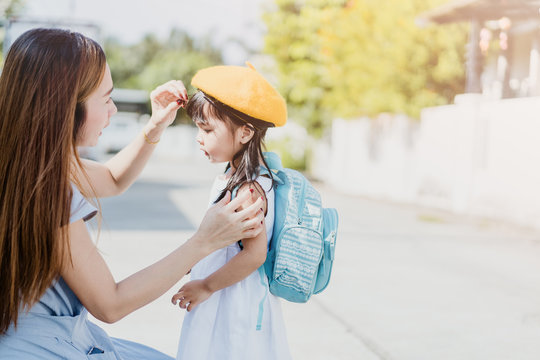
[238,125,255,145]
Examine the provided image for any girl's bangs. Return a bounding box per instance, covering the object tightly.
[187,91,229,126]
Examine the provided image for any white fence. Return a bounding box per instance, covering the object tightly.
[312,94,540,230]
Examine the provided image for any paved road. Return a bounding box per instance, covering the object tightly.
[90,155,540,360]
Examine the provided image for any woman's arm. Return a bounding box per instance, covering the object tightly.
[172,183,268,312]
[76,81,187,198]
[61,189,265,323]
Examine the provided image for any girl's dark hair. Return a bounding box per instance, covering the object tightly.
[186,91,274,202]
[0,28,106,334]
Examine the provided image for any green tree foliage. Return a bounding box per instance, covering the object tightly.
[0,0,25,65]
[105,29,222,93]
[263,0,337,137]
[264,0,467,135]
[105,29,223,123]
[0,0,23,19]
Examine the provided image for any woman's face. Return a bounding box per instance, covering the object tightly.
[78,64,117,147]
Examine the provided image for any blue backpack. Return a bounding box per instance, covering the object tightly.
[260,152,339,303]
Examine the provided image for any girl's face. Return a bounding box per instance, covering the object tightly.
[78,64,117,147]
[195,116,243,164]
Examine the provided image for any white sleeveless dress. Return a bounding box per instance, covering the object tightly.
[176,175,292,360]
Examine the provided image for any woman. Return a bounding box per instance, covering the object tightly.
[0,28,264,359]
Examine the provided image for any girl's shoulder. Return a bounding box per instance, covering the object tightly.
[253,175,273,194]
[236,175,274,214]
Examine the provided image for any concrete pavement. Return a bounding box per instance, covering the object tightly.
[90,154,540,360]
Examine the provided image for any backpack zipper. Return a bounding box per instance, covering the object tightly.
[297,175,307,225]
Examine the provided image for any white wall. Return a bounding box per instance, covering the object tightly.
[313,95,540,230]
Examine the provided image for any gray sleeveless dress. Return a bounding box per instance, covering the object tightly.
[0,186,173,359]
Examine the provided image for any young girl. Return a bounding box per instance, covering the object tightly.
[172,64,292,360]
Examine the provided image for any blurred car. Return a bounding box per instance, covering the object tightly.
[98,112,144,154]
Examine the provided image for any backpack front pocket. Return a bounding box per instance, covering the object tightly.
[270,226,323,302]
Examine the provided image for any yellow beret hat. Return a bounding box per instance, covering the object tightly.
[191,62,287,127]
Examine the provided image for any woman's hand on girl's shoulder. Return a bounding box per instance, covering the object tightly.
[194,190,265,253]
[236,181,267,215]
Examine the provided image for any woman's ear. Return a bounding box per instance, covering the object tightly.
[238,125,255,144]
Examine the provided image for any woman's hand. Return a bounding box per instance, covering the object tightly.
[171,279,213,312]
[144,80,188,142]
[193,190,265,253]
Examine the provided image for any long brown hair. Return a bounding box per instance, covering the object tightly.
[0,28,106,334]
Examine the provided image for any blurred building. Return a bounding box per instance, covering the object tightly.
[419,0,540,99]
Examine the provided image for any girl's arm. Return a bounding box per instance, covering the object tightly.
[172,183,268,312]
[75,81,187,198]
[61,189,265,324]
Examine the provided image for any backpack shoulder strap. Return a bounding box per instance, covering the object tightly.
[263,151,283,171]
[261,152,285,185]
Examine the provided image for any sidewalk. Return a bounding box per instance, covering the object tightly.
[92,155,540,360]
